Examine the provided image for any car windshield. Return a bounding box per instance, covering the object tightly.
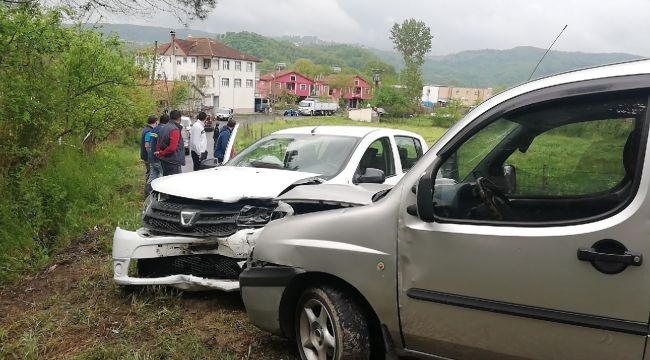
[227,134,360,179]
[298,101,311,107]
[218,108,231,113]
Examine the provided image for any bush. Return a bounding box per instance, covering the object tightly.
[0,135,143,284]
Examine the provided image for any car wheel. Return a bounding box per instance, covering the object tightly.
[295,286,370,360]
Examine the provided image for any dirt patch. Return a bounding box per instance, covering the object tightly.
[0,233,298,359]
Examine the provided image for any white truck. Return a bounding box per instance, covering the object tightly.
[298,98,338,116]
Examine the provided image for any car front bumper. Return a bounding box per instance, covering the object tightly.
[240,265,305,336]
[112,227,262,292]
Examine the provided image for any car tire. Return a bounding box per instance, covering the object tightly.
[295,286,370,360]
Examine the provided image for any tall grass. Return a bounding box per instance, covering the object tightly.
[0,132,143,284]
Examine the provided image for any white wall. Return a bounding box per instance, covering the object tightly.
[422,86,440,104]
[348,108,378,123]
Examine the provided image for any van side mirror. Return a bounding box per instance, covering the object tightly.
[415,168,435,222]
[503,164,516,194]
[355,168,385,184]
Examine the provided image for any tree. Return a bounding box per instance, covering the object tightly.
[1,0,217,23]
[390,19,432,102]
[371,86,412,117]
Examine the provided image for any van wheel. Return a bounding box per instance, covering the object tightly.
[295,286,370,360]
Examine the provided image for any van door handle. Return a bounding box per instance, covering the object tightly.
[577,248,643,266]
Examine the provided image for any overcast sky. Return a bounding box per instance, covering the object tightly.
[105,0,650,56]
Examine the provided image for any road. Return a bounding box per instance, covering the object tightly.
[181,114,277,172]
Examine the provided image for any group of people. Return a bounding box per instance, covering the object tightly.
[140,110,236,197]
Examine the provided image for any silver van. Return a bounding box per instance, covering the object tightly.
[241,59,650,359]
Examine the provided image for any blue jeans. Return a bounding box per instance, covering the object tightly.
[148,162,163,183]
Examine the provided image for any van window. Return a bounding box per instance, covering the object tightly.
[432,91,648,224]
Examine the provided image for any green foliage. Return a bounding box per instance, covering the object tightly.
[371,86,412,117]
[390,19,432,105]
[390,19,433,66]
[0,137,143,284]
[170,82,190,108]
[0,4,155,283]
[431,99,464,127]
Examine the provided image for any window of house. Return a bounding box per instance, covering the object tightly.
[432,90,648,224]
[235,61,241,71]
[395,136,424,172]
[315,85,320,92]
[246,79,254,88]
[191,75,195,81]
[180,75,188,81]
[275,82,281,88]
[246,62,253,72]
[300,84,306,91]
[356,137,396,180]
[222,78,229,87]
[176,60,181,65]
[203,59,210,69]
[329,89,334,95]
[191,57,196,64]
[223,60,230,70]
[290,75,296,81]
[213,59,219,70]
[183,57,187,63]
[234,79,242,88]
[354,79,359,86]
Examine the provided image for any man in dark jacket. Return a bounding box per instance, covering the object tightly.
[155,110,186,176]
[215,119,236,163]
[140,115,157,186]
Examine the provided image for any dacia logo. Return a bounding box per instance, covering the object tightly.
[180,211,198,227]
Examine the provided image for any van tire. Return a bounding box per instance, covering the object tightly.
[295,286,370,360]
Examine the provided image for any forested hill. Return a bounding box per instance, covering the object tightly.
[374,47,644,88]
[93,23,644,88]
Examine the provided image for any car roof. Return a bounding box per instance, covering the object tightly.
[272,125,403,138]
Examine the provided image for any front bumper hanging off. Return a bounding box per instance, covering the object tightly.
[112,227,262,291]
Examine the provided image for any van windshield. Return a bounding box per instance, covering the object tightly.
[227,134,359,179]
[299,101,311,107]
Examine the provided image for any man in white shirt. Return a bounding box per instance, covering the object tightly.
[190,112,208,171]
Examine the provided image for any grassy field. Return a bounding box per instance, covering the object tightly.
[234,116,448,151]
[0,118,446,359]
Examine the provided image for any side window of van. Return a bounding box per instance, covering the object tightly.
[432,91,648,224]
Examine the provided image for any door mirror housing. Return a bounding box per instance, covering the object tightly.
[354,167,386,184]
[502,164,517,194]
[416,168,436,222]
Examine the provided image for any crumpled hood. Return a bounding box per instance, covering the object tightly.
[151,166,320,202]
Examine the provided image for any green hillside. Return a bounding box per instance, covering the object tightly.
[93,23,645,88]
[372,46,643,88]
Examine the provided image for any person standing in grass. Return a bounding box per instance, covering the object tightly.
[140,114,157,191]
[215,119,236,164]
[190,111,208,171]
[155,110,185,176]
[145,113,168,195]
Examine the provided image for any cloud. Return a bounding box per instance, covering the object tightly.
[104,0,650,56]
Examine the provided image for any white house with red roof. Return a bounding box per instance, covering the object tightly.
[151,31,261,114]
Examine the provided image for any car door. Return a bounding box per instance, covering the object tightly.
[398,82,650,359]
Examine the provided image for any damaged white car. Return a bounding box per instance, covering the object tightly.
[112,126,427,291]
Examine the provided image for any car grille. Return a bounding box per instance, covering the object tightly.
[137,254,242,279]
[143,195,273,237]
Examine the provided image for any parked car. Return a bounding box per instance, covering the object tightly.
[241,60,650,359]
[180,116,191,155]
[216,107,233,121]
[283,108,300,117]
[112,126,428,291]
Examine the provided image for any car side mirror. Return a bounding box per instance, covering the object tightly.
[415,168,435,222]
[355,168,385,184]
[502,164,516,194]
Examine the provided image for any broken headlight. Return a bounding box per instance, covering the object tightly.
[142,193,155,216]
[237,205,274,227]
[271,201,294,221]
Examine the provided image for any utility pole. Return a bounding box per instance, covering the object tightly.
[151,40,158,86]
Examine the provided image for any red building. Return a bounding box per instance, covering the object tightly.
[257,71,373,108]
[257,70,316,99]
[326,75,373,108]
